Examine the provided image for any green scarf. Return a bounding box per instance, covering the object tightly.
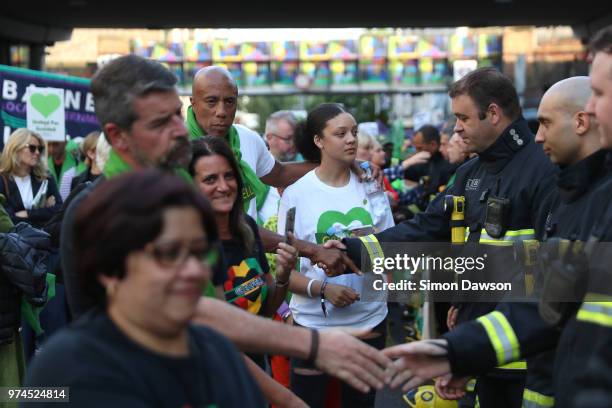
[103,149,132,179]
[21,273,56,336]
[103,149,192,183]
[186,106,269,213]
[48,151,78,186]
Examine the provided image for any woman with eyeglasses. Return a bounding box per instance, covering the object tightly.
[25,170,265,407]
[0,128,62,229]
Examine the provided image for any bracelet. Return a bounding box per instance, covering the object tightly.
[320,280,328,317]
[276,278,289,288]
[305,328,319,366]
[306,279,317,298]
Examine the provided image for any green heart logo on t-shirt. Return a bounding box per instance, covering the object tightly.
[315,207,373,244]
[31,93,61,118]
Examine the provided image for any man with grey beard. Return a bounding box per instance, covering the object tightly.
[60,55,394,395]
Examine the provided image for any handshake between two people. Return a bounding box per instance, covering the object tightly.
[291,236,363,277]
[310,239,469,400]
[382,339,470,400]
[321,330,468,399]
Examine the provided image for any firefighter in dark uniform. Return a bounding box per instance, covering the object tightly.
[380,33,612,408]
[557,27,612,408]
[433,77,608,408]
[340,68,558,407]
[571,184,612,408]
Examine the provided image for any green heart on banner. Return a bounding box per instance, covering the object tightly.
[31,93,61,118]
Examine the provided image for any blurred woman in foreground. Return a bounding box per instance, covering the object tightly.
[25,170,264,407]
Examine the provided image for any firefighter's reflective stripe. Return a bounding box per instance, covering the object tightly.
[576,300,612,328]
[464,228,536,244]
[359,234,384,265]
[499,361,526,369]
[522,389,554,408]
[477,311,520,365]
[479,229,536,246]
[407,204,421,214]
[519,239,540,266]
[466,378,476,392]
[520,239,540,295]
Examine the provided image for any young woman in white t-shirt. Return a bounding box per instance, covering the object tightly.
[278,103,394,408]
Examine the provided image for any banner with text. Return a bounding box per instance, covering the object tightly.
[1,65,99,150]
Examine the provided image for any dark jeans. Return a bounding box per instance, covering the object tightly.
[290,318,387,408]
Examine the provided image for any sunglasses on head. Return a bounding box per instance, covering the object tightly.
[25,144,45,154]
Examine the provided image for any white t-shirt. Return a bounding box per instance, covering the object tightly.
[14,174,33,210]
[278,169,394,330]
[234,124,276,220]
[258,187,280,225]
[59,167,76,202]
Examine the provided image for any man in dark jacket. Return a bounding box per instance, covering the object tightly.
[384,76,605,407]
[561,25,612,408]
[378,75,610,407]
[339,67,558,407]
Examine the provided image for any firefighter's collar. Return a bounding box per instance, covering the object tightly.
[557,149,609,203]
[479,118,531,173]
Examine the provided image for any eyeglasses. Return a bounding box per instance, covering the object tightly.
[270,133,295,145]
[145,237,218,268]
[25,144,45,154]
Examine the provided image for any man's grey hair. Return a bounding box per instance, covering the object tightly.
[91,55,177,133]
[265,110,298,135]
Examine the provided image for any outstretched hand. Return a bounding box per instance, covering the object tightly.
[324,283,360,308]
[435,374,469,400]
[402,151,431,169]
[382,339,452,392]
[276,238,298,284]
[316,328,396,393]
[311,240,362,276]
[323,239,346,250]
[295,238,361,276]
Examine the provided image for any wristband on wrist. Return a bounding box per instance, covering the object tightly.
[320,280,328,317]
[305,328,319,365]
[306,279,317,298]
